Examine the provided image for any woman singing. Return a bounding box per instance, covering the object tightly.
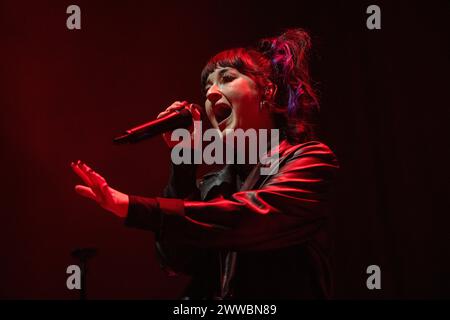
[71,28,339,299]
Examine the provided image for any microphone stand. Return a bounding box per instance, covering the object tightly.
[71,248,98,300]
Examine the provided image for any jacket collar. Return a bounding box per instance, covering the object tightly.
[199,139,301,199]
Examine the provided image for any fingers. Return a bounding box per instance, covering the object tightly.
[157,111,169,119]
[81,162,106,187]
[189,104,202,121]
[90,171,111,203]
[80,163,110,201]
[71,160,93,187]
[74,185,97,201]
[71,161,110,201]
[158,101,202,148]
[157,101,189,119]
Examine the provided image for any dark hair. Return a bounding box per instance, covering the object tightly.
[200,28,320,143]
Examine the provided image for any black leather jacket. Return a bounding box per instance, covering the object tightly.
[125,140,339,299]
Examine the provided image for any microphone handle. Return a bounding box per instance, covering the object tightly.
[113,109,192,144]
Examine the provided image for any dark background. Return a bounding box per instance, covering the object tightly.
[1,0,449,299]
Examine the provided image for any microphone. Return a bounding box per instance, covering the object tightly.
[113,108,192,144]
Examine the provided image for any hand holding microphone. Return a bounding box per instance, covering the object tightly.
[113,101,201,146]
[156,101,202,148]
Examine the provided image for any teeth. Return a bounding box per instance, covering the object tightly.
[214,104,232,124]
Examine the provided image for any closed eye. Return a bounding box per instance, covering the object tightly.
[204,75,235,94]
[221,74,235,83]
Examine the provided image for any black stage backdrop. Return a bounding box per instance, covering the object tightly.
[1,0,449,299]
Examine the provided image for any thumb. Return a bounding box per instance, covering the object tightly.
[75,185,97,201]
[189,104,202,121]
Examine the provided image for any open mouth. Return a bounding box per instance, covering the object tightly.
[213,103,232,125]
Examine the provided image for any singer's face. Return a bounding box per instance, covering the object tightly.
[204,67,273,135]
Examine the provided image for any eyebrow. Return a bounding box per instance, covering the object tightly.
[205,68,231,86]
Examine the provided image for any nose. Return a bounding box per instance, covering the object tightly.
[206,86,222,104]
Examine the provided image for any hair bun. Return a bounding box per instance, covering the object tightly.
[256,38,275,57]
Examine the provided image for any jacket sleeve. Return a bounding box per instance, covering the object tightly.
[125,142,339,252]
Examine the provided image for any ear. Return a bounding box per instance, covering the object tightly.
[264,82,278,101]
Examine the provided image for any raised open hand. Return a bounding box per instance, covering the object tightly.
[71,160,129,218]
